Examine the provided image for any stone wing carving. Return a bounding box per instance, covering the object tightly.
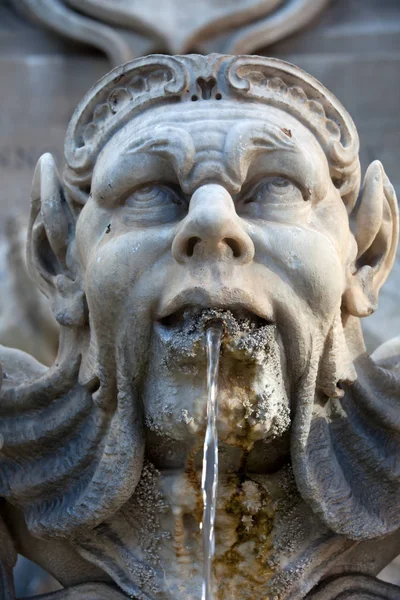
[27,583,132,599]
[306,574,400,599]
[10,0,330,66]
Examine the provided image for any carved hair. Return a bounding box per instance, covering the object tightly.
[63,54,360,210]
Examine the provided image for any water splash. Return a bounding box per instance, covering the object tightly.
[201,322,223,600]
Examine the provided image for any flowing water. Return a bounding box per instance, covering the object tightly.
[201,322,223,600]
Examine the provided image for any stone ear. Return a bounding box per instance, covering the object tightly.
[344,161,399,317]
[28,153,86,327]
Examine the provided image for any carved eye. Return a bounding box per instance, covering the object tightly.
[248,177,303,204]
[122,183,187,225]
[238,177,307,220]
[125,184,184,209]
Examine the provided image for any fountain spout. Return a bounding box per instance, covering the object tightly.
[201,321,223,600]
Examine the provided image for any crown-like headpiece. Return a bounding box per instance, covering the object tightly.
[64,54,360,209]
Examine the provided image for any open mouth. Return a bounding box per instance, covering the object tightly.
[155,306,276,366]
[158,306,270,334]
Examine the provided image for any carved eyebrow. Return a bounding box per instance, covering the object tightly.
[124,125,196,180]
[224,122,297,184]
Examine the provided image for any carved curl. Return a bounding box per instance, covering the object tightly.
[63,54,361,212]
[307,574,400,599]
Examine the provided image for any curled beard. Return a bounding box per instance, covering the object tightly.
[0,322,146,540]
[291,312,400,540]
[1,307,399,546]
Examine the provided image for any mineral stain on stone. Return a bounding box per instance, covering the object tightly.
[214,477,277,600]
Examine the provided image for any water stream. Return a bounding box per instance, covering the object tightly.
[201,322,223,600]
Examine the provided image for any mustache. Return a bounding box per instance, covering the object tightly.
[156,286,274,324]
[155,307,277,365]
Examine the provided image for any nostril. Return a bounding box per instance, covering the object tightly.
[186,236,201,257]
[224,238,242,258]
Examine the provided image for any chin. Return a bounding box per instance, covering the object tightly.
[140,306,291,449]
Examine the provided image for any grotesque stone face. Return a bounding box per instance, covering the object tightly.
[76,100,351,451]
[1,54,400,600]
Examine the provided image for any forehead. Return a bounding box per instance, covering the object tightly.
[93,100,329,195]
[111,100,310,133]
[99,100,324,153]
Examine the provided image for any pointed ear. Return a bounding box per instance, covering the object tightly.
[28,153,86,326]
[344,161,399,317]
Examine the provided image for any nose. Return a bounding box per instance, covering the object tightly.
[172,184,254,265]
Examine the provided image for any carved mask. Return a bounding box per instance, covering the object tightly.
[1,55,399,555]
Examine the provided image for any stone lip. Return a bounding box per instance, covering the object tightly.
[155,306,273,361]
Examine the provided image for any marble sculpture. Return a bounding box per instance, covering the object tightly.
[0,54,399,600]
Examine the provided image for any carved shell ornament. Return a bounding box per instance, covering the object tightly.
[0,54,399,599]
[10,0,330,65]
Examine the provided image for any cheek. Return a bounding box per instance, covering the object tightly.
[83,226,175,324]
[76,200,111,268]
[254,225,345,318]
[301,238,345,316]
[311,191,352,262]
[85,237,137,311]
